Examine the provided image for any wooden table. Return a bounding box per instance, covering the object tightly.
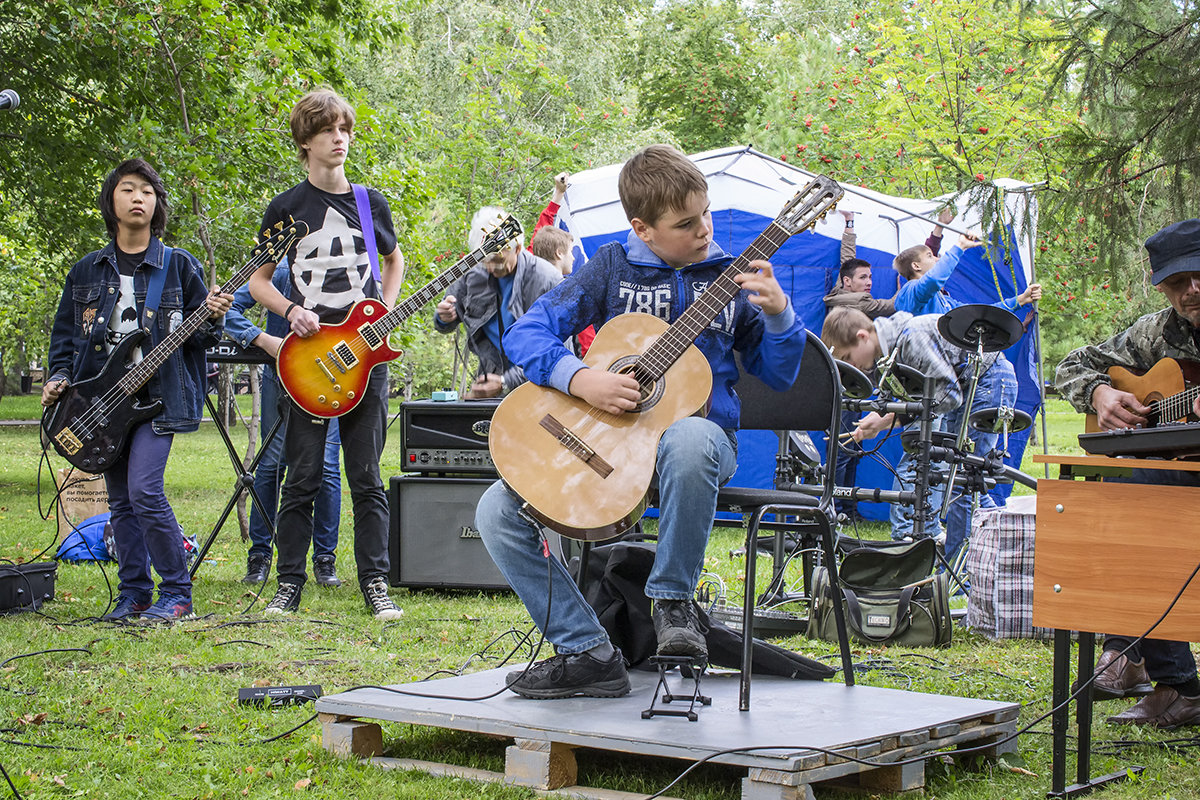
[1032,454,1200,797]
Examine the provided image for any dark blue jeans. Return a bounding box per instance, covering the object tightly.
[106,422,190,600]
[275,364,389,589]
[1103,467,1200,685]
[834,408,860,516]
[247,367,341,560]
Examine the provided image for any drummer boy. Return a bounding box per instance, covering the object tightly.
[821,307,1017,563]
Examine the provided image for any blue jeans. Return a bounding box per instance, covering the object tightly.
[276,364,389,588]
[835,409,861,516]
[889,355,1017,552]
[940,355,1017,564]
[1103,467,1200,685]
[476,416,737,654]
[889,424,945,540]
[247,367,341,560]
[106,422,190,600]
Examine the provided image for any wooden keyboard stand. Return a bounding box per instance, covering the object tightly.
[1033,454,1200,797]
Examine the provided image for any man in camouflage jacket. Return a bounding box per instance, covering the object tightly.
[1054,218,1200,729]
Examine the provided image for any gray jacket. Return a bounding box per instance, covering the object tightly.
[434,248,562,392]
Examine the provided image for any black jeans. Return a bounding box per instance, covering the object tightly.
[1104,467,1200,685]
[275,364,389,589]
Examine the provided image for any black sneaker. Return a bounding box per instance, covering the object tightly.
[242,553,270,584]
[264,581,302,615]
[312,555,342,587]
[506,648,630,699]
[652,599,708,659]
[362,576,403,621]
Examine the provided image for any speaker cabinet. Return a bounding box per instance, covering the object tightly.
[388,475,510,590]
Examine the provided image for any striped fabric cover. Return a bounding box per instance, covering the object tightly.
[964,495,1052,640]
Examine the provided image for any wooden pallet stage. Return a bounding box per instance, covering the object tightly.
[317,668,1020,799]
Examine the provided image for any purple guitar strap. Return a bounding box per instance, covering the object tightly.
[351,184,382,288]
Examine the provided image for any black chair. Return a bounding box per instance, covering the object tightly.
[718,329,855,710]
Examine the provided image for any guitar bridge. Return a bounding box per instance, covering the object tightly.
[55,428,83,455]
[539,415,614,478]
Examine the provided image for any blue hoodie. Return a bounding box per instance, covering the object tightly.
[502,230,807,431]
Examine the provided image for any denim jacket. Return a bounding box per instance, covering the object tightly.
[47,237,221,433]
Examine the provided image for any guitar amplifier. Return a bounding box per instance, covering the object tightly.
[400,399,500,474]
[388,475,509,590]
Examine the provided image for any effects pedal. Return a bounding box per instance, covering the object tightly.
[237,685,323,707]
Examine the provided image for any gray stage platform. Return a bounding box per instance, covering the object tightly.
[317,667,1020,799]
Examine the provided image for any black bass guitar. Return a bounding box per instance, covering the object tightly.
[42,221,306,473]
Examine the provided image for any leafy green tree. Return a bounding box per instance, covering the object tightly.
[631,0,770,152]
[1037,0,1200,237]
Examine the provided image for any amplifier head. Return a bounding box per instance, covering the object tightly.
[400,399,500,473]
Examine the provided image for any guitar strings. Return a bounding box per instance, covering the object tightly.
[1149,384,1200,424]
[58,234,290,443]
[320,226,515,368]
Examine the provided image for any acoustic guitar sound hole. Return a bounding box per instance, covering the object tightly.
[610,356,663,413]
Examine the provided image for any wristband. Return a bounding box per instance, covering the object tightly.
[284,302,298,321]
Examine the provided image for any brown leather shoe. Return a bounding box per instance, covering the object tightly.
[1107,685,1200,729]
[1079,650,1152,701]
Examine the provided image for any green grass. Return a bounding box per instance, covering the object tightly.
[2,397,1196,799]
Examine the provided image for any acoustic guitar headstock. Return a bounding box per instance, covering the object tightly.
[774,175,844,236]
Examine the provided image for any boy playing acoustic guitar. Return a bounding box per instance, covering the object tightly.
[475,144,808,698]
[248,88,405,620]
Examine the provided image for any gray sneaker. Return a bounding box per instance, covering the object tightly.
[506,648,630,699]
[652,599,707,659]
[313,555,342,587]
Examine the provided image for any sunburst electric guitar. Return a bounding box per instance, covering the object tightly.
[276,215,523,417]
[43,221,308,474]
[1084,357,1200,433]
[488,176,844,542]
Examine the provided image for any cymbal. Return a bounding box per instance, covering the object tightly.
[879,362,928,400]
[969,406,1033,434]
[835,360,874,400]
[937,304,1023,352]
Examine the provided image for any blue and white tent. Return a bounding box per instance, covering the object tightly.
[550,145,1042,519]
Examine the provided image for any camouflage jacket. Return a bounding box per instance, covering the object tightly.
[1055,307,1200,413]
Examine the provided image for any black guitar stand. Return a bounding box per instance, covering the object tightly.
[641,656,711,722]
[190,354,282,579]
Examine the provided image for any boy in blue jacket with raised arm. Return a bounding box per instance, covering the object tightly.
[475,144,807,699]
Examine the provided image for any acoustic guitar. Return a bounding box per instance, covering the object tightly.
[488,176,844,542]
[43,221,307,474]
[276,215,522,417]
[1084,357,1200,432]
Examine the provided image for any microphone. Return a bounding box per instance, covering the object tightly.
[0,89,20,110]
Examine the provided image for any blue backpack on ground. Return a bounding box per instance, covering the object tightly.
[56,512,115,562]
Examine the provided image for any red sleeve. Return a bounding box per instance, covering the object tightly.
[577,324,596,356]
[925,232,943,257]
[534,201,561,235]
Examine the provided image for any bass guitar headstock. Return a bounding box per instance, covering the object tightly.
[255,219,310,263]
[775,175,844,236]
